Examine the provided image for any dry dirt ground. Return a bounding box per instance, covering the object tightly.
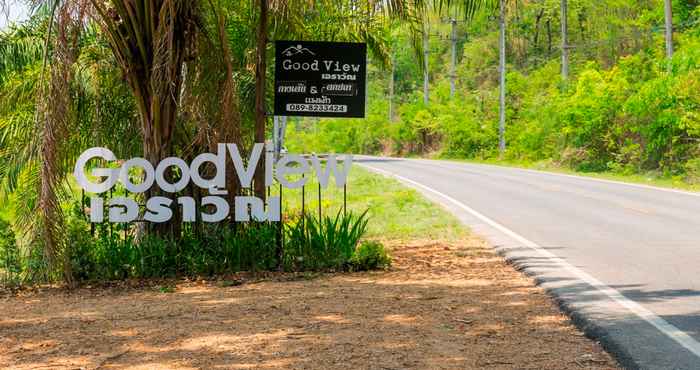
[0,238,618,370]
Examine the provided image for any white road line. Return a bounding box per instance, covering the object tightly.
[359,155,700,198]
[418,157,700,198]
[360,162,700,358]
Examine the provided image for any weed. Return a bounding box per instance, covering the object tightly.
[284,209,368,271]
[157,285,175,293]
[350,240,391,271]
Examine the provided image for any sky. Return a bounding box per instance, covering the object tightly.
[0,1,29,30]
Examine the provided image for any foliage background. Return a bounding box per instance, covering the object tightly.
[0,0,418,284]
[288,1,700,184]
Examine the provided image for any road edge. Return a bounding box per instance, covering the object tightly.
[358,159,700,370]
[497,251,637,369]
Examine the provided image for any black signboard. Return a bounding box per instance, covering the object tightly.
[274,40,367,118]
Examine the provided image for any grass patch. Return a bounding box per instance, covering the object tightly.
[276,166,467,241]
[156,285,176,293]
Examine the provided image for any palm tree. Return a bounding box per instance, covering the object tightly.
[0,3,137,284]
[0,0,440,282]
[88,0,428,205]
[88,0,198,236]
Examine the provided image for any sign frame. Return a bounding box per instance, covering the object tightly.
[273,40,367,118]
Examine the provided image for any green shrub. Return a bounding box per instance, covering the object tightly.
[350,240,391,271]
[64,218,280,281]
[67,216,99,281]
[284,209,369,271]
[30,199,374,282]
[0,219,21,286]
[64,210,371,280]
[684,158,700,184]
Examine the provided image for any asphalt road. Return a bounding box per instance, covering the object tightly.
[358,157,700,370]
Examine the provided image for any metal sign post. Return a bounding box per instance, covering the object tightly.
[273,40,367,224]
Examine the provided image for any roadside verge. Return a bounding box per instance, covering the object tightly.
[359,159,700,370]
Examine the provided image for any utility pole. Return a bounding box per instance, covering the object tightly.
[560,0,569,81]
[664,0,674,71]
[389,53,394,121]
[498,0,506,156]
[423,21,430,105]
[450,18,458,97]
[272,116,287,160]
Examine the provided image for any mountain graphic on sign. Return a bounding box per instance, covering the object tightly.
[281,44,316,57]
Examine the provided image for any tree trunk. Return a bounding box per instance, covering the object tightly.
[534,9,544,49]
[450,18,457,97]
[547,19,552,54]
[561,0,569,82]
[140,46,184,238]
[389,53,394,121]
[39,2,82,286]
[579,11,586,42]
[664,0,673,71]
[218,13,243,220]
[254,0,268,201]
[142,100,179,237]
[423,21,429,105]
[498,0,506,157]
[90,0,194,238]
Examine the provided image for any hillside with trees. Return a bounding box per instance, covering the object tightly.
[288,0,700,182]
